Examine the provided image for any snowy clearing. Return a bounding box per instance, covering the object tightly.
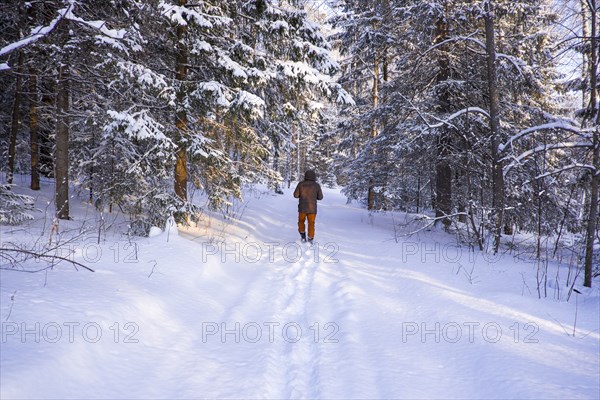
[1,181,599,399]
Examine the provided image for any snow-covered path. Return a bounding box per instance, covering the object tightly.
[1,186,599,399]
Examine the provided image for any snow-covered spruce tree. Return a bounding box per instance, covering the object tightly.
[1,1,185,231]
[0,184,35,225]
[69,1,183,233]
[514,0,600,287]
[1,0,136,220]
[91,0,350,222]
[65,0,253,226]
[0,1,45,190]
[1,0,351,233]
[0,1,19,183]
[235,1,353,190]
[329,0,397,210]
[333,1,566,243]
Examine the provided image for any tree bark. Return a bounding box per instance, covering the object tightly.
[39,1,57,179]
[7,51,24,186]
[582,0,590,111]
[583,0,599,288]
[585,132,599,288]
[39,77,55,178]
[434,3,452,227]
[30,68,40,190]
[55,63,70,219]
[174,0,188,206]
[484,0,504,253]
[367,50,379,210]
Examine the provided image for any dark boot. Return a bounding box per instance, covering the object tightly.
[299,231,307,242]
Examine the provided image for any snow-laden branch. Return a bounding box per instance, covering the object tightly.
[419,33,524,76]
[277,60,355,105]
[0,1,127,61]
[419,33,484,60]
[158,0,231,28]
[427,107,490,129]
[335,85,355,106]
[395,94,488,132]
[232,90,266,120]
[499,121,583,153]
[64,8,126,40]
[533,164,596,181]
[496,53,525,76]
[0,4,74,58]
[502,142,592,174]
[105,109,170,143]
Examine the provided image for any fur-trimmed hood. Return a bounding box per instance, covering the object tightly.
[304,170,316,181]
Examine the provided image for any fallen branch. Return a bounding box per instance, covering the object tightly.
[0,247,95,272]
[398,212,469,238]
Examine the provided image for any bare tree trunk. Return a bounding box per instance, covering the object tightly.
[174,0,188,207]
[484,0,504,253]
[30,68,40,190]
[434,3,452,228]
[55,63,70,220]
[583,0,599,288]
[7,52,24,186]
[26,4,40,191]
[585,131,600,288]
[367,51,379,210]
[39,78,55,178]
[582,0,590,111]
[174,145,187,200]
[39,2,57,179]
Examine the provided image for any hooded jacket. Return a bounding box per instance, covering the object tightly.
[293,170,324,214]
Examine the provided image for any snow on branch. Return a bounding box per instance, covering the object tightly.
[499,122,583,153]
[418,33,484,64]
[533,164,596,181]
[192,81,231,108]
[427,107,490,129]
[0,4,73,58]
[105,109,170,143]
[218,51,249,79]
[64,8,126,39]
[502,142,592,174]
[0,1,127,58]
[231,90,266,120]
[0,185,36,225]
[419,33,525,76]
[280,60,324,85]
[496,53,525,76]
[335,85,355,106]
[115,61,174,101]
[158,1,229,28]
[277,60,354,105]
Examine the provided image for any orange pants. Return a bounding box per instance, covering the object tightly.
[298,213,317,239]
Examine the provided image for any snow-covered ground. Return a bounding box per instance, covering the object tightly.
[1,180,599,399]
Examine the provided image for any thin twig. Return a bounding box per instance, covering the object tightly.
[0,248,94,272]
[5,290,16,321]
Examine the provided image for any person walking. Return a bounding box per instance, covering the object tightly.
[293,170,323,243]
